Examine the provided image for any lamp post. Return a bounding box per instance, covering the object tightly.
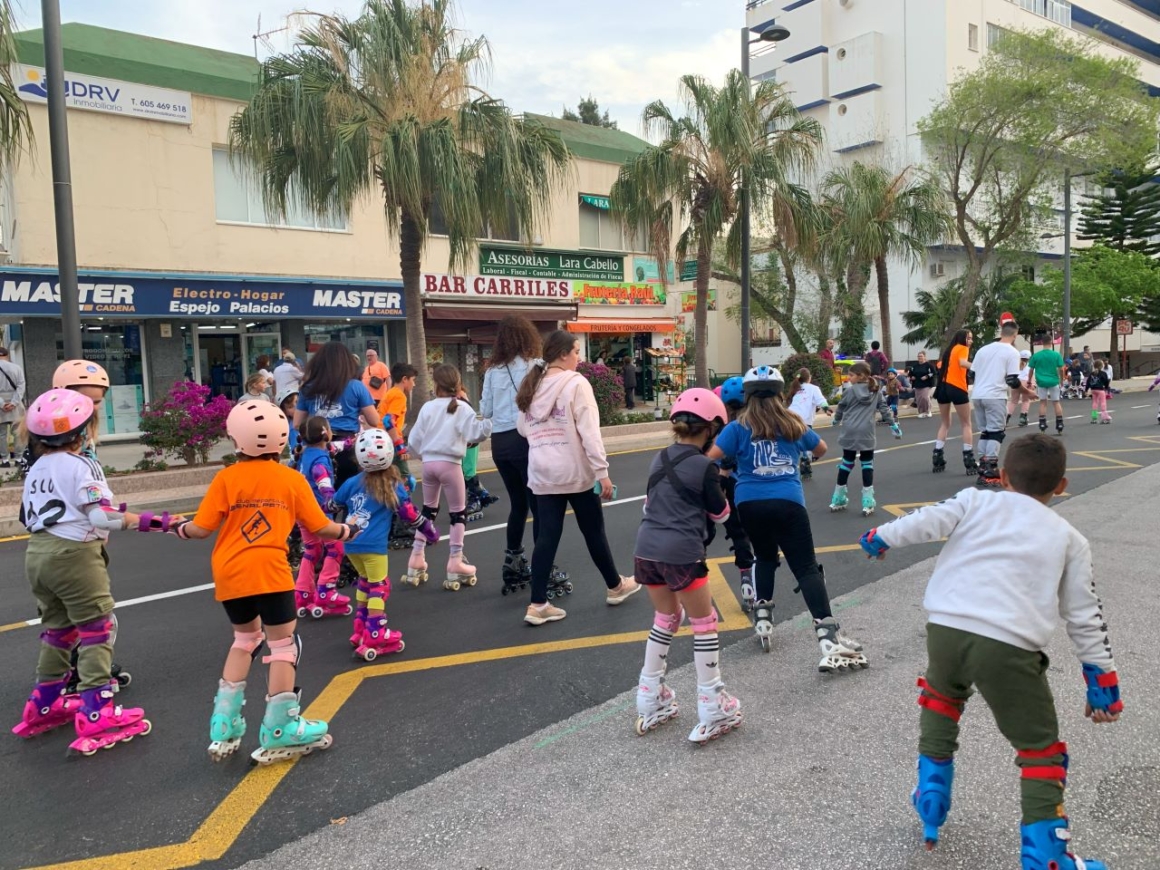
[739,22,790,373]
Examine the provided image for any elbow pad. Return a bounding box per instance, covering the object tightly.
[1005,374,1022,389]
[707,505,730,524]
[1082,663,1122,714]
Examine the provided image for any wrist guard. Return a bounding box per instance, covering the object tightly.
[1082,663,1122,714]
[410,514,441,545]
[859,528,890,558]
[137,511,172,533]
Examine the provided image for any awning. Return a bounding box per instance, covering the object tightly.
[567,319,676,334]
[424,301,576,322]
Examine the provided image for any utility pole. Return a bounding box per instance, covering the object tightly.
[739,27,752,373]
[1062,168,1072,362]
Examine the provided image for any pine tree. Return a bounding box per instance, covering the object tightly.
[561,95,618,129]
[1078,164,1160,257]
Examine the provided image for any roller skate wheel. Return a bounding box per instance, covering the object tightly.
[443,580,460,591]
[501,586,509,596]
[362,648,377,662]
[117,671,132,688]
[546,589,555,600]
[309,606,324,619]
[563,582,574,594]
[760,636,771,653]
[464,576,477,587]
[296,606,308,618]
[343,604,354,616]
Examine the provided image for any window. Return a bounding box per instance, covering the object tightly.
[212,148,346,231]
[968,23,979,52]
[579,199,646,252]
[427,194,520,241]
[987,23,1009,49]
[1007,0,1071,27]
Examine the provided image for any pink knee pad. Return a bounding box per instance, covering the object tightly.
[689,611,719,634]
[231,630,265,657]
[262,634,301,668]
[653,611,682,634]
[366,577,392,601]
[41,626,79,650]
[76,615,114,646]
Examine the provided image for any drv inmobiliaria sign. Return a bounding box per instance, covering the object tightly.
[0,270,405,319]
[478,245,623,281]
[11,63,193,125]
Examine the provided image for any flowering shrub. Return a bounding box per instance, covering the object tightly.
[577,362,625,426]
[139,381,232,466]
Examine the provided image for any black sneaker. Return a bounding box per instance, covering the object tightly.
[0,460,10,468]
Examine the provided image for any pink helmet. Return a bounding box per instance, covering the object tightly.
[52,360,110,390]
[355,428,395,472]
[227,401,288,457]
[670,387,728,429]
[26,388,96,446]
[712,385,723,399]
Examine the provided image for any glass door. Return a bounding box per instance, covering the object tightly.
[243,332,282,377]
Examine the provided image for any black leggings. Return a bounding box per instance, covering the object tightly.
[330,436,359,488]
[719,475,754,569]
[530,489,620,604]
[491,430,538,552]
[736,499,832,621]
[837,449,874,487]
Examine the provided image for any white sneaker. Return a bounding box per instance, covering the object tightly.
[606,576,641,605]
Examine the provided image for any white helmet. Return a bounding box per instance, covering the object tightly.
[275,388,299,407]
[355,428,395,472]
[742,365,785,399]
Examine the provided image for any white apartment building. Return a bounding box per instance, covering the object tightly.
[745,0,1160,372]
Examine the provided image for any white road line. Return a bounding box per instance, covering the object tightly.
[1132,404,1152,409]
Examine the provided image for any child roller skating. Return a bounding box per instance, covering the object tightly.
[293,417,352,620]
[787,367,832,481]
[406,364,493,592]
[1088,360,1112,425]
[1006,350,1032,428]
[858,434,1119,865]
[171,401,361,763]
[333,429,439,661]
[830,361,896,518]
[710,367,868,671]
[633,388,740,743]
[717,377,757,612]
[12,389,166,752]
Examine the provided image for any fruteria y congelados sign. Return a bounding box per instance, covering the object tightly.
[12,64,193,125]
[479,246,623,281]
[574,281,666,305]
[0,270,405,319]
[422,273,573,299]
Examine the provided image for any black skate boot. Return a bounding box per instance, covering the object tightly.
[961,448,978,475]
[388,514,415,550]
[1055,417,1064,436]
[1018,412,1028,427]
[1038,416,1048,432]
[799,454,812,479]
[501,548,532,596]
[464,495,484,522]
[465,476,500,511]
[976,457,1001,488]
[546,565,573,600]
[931,448,946,474]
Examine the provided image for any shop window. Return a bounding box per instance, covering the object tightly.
[428,194,520,242]
[65,324,145,436]
[579,200,646,252]
[212,148,347,231]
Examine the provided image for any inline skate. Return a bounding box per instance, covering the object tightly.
[69,684,152,756]
[815,618,868,673]
[753,599,774,653]
[501,548,532,596]
[932,448,946,473]
[444,553,478,591]
[306,584,353,619]
[208,679,247,762]
[349,576,368,648]
[687,681,742,745]
[1038,416,1048,432]
[799,454,812,479]
[1056,418,1065,436]
[388,514,415,550]
[634,673,677,735]
[465,476,499,513]
[354,614,405,661]
[545,565,573,600]
[738,566,755,614]
[1018,412,1029,427]
[250,690,332,765]
[976,457,1001,488]
[829,484,849,512]
[861,486,876,517]
[913,754,954,849]
[1020,819,1106,870]
[11,679,81,738]
[961,448,978,475]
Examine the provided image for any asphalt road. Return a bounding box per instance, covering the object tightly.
[3,397,1158,870]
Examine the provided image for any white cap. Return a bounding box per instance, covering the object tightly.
[1019,350,1031,360]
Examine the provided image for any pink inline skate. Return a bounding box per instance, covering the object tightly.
[354,614,405,662]
[305,584,352,619]
[12,679,82,738]
[69,684,152,756]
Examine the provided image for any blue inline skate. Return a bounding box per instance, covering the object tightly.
[1020,818,1106,870]
[912,754,954,849]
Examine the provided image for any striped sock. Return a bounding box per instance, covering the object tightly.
[693,632,721,686]
[642,622,674,675]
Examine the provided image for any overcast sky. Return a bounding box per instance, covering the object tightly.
[21,0,743,134]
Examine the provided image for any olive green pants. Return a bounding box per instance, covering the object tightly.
[26,532,115,690]
[920,623,1066,824]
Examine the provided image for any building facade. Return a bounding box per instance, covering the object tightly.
[745,0,1160,370]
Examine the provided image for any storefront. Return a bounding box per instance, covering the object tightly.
[0,267,405,438]
[567,280,678,364]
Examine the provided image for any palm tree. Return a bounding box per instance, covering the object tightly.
[610,71,822,386]
[229,0,571,406]
[821,163,950,363]
[0,1,33,168]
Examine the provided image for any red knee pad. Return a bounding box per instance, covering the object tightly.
[917,677,966,723]
[689,611,719,634]
[1018,742,1069,786]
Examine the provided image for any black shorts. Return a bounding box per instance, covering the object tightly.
[935,383,969,406]
[634,557,709,593]
[221,590,296,627]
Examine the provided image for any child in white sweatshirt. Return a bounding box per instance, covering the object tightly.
[406,364,492,590]
[858,433,1120,868]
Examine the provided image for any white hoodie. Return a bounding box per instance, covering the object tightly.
[407,397,492,464]
[516,370,609,494]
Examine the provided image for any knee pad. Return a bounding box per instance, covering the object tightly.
[838,459,854,473]
[231,629,265,659]
[302,541,322,565]
[916,677,966,723]
[40,626,79,650]
[449,510,468,526]
[262,634,302,668]
[653,610,681,634]
[992,429,1006,444]
[422,505,439,521]
[366,577,392,600]
[1017,741,1069,787]
[323,540,343,559]
[76,615,114,647]
[689,611,719,634]
[859,460,874,471]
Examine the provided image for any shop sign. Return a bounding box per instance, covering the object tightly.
[580,194,611,210]
[575,281,666,305]
[12,63,193,126]
[0,269,405,319]
[479,245,623,281]
[680,259,698,282]
[422,273,572,300]
[681,289,718,312]
[632,256,675,284]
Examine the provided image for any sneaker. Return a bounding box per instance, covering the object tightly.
[606,576,641,606]
[524,603,566,625]
[0,459,10,468]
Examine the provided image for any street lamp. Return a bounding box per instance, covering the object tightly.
[740,21,791,373]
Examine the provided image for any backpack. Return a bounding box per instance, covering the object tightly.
[867,351,886,376]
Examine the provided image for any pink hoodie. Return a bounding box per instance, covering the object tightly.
[516,370,609,494]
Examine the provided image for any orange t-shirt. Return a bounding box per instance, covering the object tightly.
[193,460,331,601]
[941,344,969,391]
[377,387,409,432]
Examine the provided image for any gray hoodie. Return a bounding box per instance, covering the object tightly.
[516,370,609,494]
[832,382,891,451]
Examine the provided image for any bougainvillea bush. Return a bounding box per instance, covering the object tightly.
[577,362,626,426]
[139,381,232,466]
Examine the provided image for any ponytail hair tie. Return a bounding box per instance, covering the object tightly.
[530,358,545,369]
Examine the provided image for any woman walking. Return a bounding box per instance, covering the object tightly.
[906,351,937,418]
[932,330,975,475]
[516,330,638,625]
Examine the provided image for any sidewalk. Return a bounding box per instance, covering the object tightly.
[238,462,1159,870]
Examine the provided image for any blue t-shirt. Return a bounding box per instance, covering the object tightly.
[332,473,411,555]
[296,380,374,435]
[297,445,335,509]
[714,420,820,507]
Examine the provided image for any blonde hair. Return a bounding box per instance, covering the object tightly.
[737,392,807,442]
[244,372,269,395]
[362,466,401,509]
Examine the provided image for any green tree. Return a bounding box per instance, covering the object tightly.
[229,0,571,407]
[610,71,821,385]
[918,28,1158,342]
[820,163,951,363]
[0,1,33,169]
[1037,245,1159,337]
[562,95,617,129]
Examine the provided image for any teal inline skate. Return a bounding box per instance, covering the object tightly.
[250,691,332,765]
[829,484,848,512]
[208,679,246,762]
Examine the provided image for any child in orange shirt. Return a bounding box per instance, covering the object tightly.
[378,362,418,490]
[172,400,360,765]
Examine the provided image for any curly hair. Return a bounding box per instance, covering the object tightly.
[489,316,543,369]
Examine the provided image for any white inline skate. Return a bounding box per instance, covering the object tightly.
[634,673,677,735]
[753,599,774,653]
[688,681,742,745]
[739,567,755,614]
[815,618,868,673]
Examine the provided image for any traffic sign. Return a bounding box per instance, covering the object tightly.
[1116,320,1134,336]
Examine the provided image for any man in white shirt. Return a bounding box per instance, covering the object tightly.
[0,347,26,466]
[272,347,304,398]
[969,322,1034,487]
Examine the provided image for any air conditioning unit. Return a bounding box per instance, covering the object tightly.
[929,262,946,278]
